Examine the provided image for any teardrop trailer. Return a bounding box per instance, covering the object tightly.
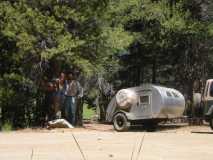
[106,84,185,131]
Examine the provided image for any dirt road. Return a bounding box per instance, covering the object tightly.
[0,124,212,160]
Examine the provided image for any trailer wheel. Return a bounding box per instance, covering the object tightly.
[113,113,130,132]
[210,117,213,130]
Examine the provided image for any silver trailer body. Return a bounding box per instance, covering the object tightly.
[106,84,185,123]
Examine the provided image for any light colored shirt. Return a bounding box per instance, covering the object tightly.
[65,80,83,97]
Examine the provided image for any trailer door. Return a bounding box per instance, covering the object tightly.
[134,91,152,119]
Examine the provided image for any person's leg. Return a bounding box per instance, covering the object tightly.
[68,97,74,123]
[46,93,54,121]
[60,94,65,118]
[52,95,60,119]
[55,103,61,119]
[71,97,76,125]
[64,97,70,122]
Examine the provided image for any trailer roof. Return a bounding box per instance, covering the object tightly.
[126,84,182,99]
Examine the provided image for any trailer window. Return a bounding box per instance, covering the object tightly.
[205,82,209,97]
[210,82,213,97]
[166,91,172,97]
[140,96,149,104]
[172,92,179,98]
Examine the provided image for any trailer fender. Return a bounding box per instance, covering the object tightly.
[205,105,213,120]
[113,111,128,119]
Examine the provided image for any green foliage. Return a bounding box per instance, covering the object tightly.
[114,0,213,87]
[1,0,213,127]
[0,0,132,127]
[83,104,95,120]
[1,121,13,132]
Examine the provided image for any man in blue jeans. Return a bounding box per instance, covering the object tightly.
[64,72,82,125]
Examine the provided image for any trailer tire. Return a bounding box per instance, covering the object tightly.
[210,117,213,130]
[113,113,130,132]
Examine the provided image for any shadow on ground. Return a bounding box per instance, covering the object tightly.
[191,131,213,134]
[129,123,188,132]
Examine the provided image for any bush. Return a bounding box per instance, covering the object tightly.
[1,121,13,132]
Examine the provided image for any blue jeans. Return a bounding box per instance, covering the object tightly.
[64,96,76,125]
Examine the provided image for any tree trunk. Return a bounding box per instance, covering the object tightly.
[141,67,144,84]
[0,107,3,130]
[188,80,194,118]
[99,105,106,122]
[75,98,84,126]
[152,58,157,83]
[137,66,141,86]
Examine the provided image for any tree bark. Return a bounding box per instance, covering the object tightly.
[152,58,157,84]
[188,80,194,118]
[75,98,84,126]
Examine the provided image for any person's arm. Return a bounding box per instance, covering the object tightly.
[46,82,54,92]
[64,80,68,96]
[77,82,84,98]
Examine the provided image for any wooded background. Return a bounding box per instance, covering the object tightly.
[1,0,213,129]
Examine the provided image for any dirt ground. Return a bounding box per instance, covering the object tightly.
[0,123,213,160]
[16,121,213,133]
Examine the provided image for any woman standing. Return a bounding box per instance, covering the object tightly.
[52,72,66,119]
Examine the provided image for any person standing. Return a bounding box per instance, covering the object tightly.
[64,72,82,125]
[53,72,66,119]
[75,76,84,126]
[43,80,56,122]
